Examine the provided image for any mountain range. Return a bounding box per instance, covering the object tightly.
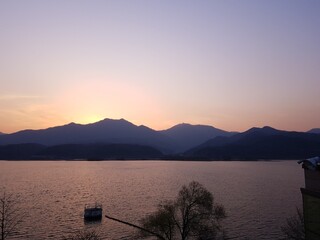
[0,119,232,154]
[0,119,319,160]
[0,119,174,153]
[308,128,320,134]
[186,126,320,160]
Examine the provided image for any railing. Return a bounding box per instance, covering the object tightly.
[84,203,102,209]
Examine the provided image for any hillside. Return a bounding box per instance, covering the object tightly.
[0,119,235,154]
[0,143,163,160]
[160,123,234,152]
[308,128,320,134]
[186,127,320,160]
[0,119,175,153]
[0,143,46,160]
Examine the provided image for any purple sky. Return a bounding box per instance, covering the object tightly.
[0,0,320,133]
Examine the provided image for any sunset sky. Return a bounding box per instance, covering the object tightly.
[1,0,320,133]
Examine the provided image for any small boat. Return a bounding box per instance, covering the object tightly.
[84,203,103,220]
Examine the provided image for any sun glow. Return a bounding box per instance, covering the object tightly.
[77,115,105,125]
[1,1,319,133]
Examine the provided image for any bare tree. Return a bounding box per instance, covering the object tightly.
[0,191,23,240]
[281,208,305,240]
[139,181,227,240]
[63,229,101,240]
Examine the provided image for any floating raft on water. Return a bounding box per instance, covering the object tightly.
[84,203,102,220]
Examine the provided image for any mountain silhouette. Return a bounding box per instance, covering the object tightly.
[0,143,162,160]
[190,126,281,150]
[308,128,320,134]
[0,119,175,153]
[187,126,320,160]
[1,120,319,160]
[0,143,46,160]
[160,123,234,152]
[0,119,235,154]
[37,143,163,160]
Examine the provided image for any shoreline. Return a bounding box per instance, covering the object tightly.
[0,158,299,162]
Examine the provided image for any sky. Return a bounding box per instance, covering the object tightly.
[0,0,320,133]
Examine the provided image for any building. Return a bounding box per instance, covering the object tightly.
[299,157,320,240]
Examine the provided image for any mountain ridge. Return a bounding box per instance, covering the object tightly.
[0,118,175,153]
[160,123,235,152]
[0,118,234,154]
[1,119,319,160]
[308,128,320,134]
[186,126,320,160]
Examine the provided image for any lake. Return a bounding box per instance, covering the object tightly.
[0,160,304,240]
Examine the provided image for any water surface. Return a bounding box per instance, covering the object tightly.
[0,160,303,240]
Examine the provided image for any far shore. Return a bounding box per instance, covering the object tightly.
[0,158,300,162]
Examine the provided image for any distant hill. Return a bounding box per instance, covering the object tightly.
[308,128,320,134]
[0,143,162,160]
[0,132,5,135]
[186,126,320,160]
[0,143,46,160]
[0,119,175,153]
[160,123,234,152]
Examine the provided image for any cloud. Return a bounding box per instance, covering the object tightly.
[0,95,42,100]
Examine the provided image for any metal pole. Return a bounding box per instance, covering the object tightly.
[105,214,166,240]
